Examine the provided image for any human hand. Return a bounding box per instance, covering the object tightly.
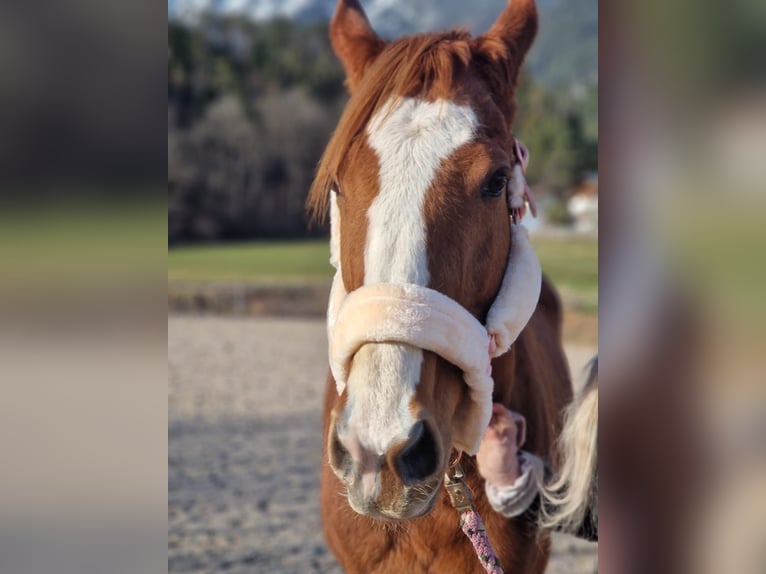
[476,404,527,487]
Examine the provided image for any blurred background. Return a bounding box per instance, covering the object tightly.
[167,1,598,573]
[167,0,598,341]
[168,0,597,242]
[0,0,763,572]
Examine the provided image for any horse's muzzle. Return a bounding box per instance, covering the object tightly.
[328,419,445,520]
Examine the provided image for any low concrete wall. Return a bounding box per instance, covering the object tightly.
[169,282,331,317]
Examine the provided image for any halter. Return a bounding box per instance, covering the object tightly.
[327,137,537,573]
[327,172,540,452]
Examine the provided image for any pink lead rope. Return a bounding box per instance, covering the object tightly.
[460,511,504,574]
[444,463,504,574]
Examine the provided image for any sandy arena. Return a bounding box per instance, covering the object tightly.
[169,316,597,573]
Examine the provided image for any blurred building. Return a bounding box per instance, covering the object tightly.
[568,172,598,235]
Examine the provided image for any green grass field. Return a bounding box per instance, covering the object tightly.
[168,235,598,311]
[168,240,334,283]
[530,236,598,313]
[0,200,167,290]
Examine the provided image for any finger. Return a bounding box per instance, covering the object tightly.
[492,403,511,416]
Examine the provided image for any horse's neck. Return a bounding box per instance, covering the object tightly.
[490,347,519,407]
[486,323,573,461]
[488,341,550,455]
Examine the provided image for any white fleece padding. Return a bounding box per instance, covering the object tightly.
[327,268,347,343]
[330,283,490,386]
[508,164,527,209]
[329,282,492,453]
[486,224,542,357]
[325,223,542,454]
[329,193,341,269]
[327,193,345,342]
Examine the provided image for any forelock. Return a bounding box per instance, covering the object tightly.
[307,30,475,222]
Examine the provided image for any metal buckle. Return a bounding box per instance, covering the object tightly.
[443,462,475,513]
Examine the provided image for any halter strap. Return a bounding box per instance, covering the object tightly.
[327,223,541,454]
[329,282,494,453]
[509,137,537,222]
[326,137,541,454]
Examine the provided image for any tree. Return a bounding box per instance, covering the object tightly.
[514,77,598,198]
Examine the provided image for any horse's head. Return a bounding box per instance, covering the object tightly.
[311,0,539,520]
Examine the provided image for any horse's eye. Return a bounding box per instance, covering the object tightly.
[482,171,509,198]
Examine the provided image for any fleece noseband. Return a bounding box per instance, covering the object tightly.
[327,221,541,454]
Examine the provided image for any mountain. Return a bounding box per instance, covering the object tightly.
[526,0,598,89]
[168,0,510,34]
[168,0,597,90]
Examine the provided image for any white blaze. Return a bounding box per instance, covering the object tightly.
[364,97,478,285]
[341,97,478,455]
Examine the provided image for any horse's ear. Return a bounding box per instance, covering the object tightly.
[473,0,538,118]
[330,0,386,93]
[481,0,538,67]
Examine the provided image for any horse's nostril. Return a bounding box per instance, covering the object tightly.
[396,421,440,485]
[329,426,350,475]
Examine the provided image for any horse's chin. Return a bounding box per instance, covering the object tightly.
[346,482,441,521]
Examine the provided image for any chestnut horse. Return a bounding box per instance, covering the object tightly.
[309,1,572,572]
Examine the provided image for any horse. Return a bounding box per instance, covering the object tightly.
[308,1,575,571]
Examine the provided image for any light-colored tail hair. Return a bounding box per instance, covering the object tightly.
[539,357,598,533]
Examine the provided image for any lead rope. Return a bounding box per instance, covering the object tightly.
[444,462,504,574]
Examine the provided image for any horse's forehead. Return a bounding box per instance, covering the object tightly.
[361,97,478,286]
[366,97,478,148]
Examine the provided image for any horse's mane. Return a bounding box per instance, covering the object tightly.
[307,30,473,222]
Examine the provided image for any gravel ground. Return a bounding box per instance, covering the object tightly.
[169,316,597,573]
